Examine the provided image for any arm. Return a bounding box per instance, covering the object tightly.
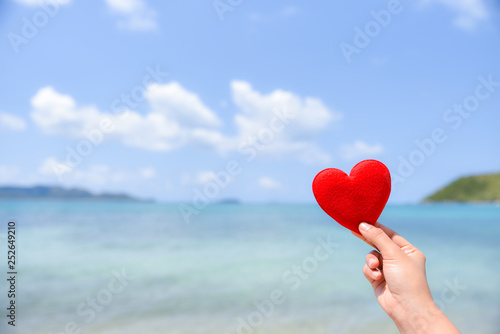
[354,222,460,334]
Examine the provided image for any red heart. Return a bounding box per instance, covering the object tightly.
[312,159,391,234]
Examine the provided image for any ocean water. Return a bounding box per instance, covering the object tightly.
[0,201,499,334]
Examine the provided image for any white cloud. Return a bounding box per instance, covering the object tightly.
[104,0,157,31]
[231,80,340,162]
[12,0,71,6]
[231,80,337,138]
[340,140,384,160]
[104,0,140,12]
[420,0,489,30]
[30,83,222,152]
[146,83,221,128]
[0,112,26,131]
[30,80,339,163]
[30,87,102,136]
[258,177,281,190]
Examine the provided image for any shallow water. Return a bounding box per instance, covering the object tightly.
[0,201,499,333]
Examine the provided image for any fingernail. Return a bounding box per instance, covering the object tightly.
[359,222,371,232]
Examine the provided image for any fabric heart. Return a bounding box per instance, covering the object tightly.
[312,159,391,234]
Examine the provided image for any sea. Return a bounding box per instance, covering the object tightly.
[0,201,499,334]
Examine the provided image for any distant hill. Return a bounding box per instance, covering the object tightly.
[0,186,145,201]
[424,173,500,202]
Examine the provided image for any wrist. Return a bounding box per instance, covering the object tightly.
[392,301,459,334]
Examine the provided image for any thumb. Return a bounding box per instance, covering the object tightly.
[358,222,401,256]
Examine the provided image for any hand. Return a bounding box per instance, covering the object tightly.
[353,222,460,334]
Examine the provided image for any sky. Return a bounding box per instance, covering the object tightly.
[0,0,499,204]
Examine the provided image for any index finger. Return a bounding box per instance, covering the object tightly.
[373,222,412,249]
[358,222,402,256]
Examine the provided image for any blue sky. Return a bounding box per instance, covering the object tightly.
[0,0,499,203]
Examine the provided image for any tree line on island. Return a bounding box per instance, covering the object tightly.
[424,173,500,203]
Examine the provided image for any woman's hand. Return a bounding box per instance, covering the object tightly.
[353,222,460,334]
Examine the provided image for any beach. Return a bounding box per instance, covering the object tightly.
[0,201,499,333]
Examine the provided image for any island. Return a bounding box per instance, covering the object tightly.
[0,186,148,201]
[424,173,500,203]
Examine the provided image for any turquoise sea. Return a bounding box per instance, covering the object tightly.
[0,201,499,334]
